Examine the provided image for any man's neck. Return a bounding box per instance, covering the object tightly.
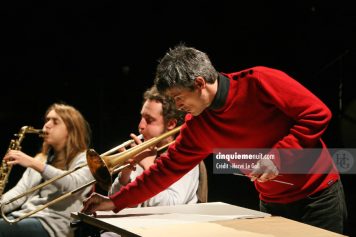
[208,74,230,110]
[157,136,174,148]
[207,79,218,106]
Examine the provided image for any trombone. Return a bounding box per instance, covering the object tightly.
[0,126,181,224]
[86,126,181,191]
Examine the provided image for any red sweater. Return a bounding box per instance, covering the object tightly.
[110,66,339,211]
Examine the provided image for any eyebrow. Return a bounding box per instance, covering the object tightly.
[170,92,181,98]
[166,90,180,97]
[142,113,155,120]
[46,116,60,122]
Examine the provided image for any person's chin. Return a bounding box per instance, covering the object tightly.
[191,110,202,116]
[143,135,153,141]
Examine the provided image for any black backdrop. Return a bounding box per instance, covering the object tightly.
[1,1,355,235]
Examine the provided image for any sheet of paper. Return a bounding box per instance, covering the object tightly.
[95,202,270,218]
[132,222,274,237]
[100,213,259,229]
[91,202,270,230]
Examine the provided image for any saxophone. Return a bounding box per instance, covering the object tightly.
[0,126,44,196]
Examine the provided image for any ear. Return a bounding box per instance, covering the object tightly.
[166,119,177,130]
[194,77,207,90]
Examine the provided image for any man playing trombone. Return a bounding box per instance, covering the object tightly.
[81,86,202,219]
[108,86,201,207]
[0,103,94,237]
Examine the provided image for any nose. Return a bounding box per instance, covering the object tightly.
[138,118,146,133]
[43,120,52,130]
[175,100,184,110]
[177,105,186,111]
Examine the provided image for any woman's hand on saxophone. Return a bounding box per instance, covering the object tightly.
[4,150,45,172]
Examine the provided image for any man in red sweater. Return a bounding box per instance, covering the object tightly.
[82,45,347,234]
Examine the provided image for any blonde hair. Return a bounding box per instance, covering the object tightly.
[42,103,91,168]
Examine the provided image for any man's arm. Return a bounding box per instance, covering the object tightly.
[256,66,332,150]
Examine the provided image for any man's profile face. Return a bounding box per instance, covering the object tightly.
[166,87,207,116]
[138,99,165,140]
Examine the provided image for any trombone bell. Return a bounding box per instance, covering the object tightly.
[86,149,112,191]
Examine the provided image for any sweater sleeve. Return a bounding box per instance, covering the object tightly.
[255,67,332,167]
[109,121,207,212]
[41,152,94,192]
[1,168,41,213]
[256,67,332,148]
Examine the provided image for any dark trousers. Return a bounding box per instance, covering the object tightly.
[260,180,347,234]
[0,217,50,237]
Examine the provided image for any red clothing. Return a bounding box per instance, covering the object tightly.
[110,66,339,211]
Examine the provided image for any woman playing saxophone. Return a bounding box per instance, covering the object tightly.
[0,103,94,237]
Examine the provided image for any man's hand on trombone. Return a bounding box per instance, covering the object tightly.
[125,133,158,170]
[118,133,157,184]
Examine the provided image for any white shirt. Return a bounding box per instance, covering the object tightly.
[109,163,199,207]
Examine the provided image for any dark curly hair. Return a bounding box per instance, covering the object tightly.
[143,86,186,126]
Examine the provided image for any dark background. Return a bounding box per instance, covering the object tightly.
[1,1,355,236]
